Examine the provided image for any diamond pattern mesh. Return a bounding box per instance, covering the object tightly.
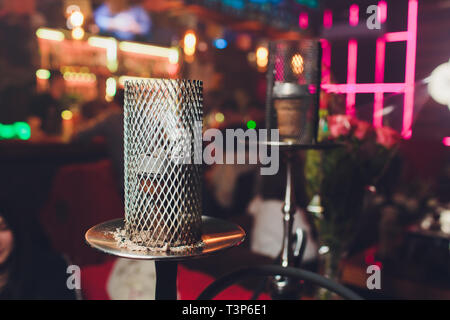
[267,40,321,144]
[272,40,319,84]
[124,79,203,249]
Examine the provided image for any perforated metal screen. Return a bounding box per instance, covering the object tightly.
[124,79,203,250]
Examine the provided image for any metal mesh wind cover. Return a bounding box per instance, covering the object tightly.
[265,40,321,144]
[124,79,203,249]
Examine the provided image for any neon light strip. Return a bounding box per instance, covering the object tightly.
[402,0,418,138]
[346,39,358,115]
[375,38,386,84]
[322,0,417,137]
[374,37,386,127]
[299,12,309,29]
[88,36,116,49]
[346,4,359,115]
[88,36,118,72]
[378,1,387,23]
[349,4,359,26]
[106,77,117,97]
[36,28,64,41]
[373,0,389,127]
[323,10,332,29]
[443,137,450,147]
[119,41,178,60]
[321,40,331,84]
[322,83,406,94]
[320,39,331,109]
[63,72,96,83]
[88,37,117,61]
[385,31,408,42]
[321,10,332,108]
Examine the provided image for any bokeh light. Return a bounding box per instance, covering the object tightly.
[215,112,225,123]
[69,11,84,28]
[214,38,227,50]
[61,110,73,121]
[36,69,51,80]
[291,53,304,75]
[72,27,85,40]
[184,31,197,56]
[246,120,256,129]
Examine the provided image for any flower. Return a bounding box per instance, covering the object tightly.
[328,115,352,139]
[350,118,372,140]
[375,126,400,149]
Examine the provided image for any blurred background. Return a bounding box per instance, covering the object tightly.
[0,0,448,300]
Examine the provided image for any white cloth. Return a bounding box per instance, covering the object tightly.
[107,259,156,300]
[248,196,318,263]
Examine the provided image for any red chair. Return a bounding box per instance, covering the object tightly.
[40,159,123,266]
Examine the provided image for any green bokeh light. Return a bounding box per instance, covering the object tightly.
[14,122,31,140]
[246,120,256,129]
[0,122,31,140]
[0,124,15,139]
[36,69,51,80]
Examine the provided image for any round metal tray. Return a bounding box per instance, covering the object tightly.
[85,216,245,261]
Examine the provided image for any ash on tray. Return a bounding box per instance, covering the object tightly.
[109,228,204,253]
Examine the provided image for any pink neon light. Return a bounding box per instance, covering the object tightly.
[347,41,358,85]
[346,39,358,115]
[443,137,450,147]
[323,10,332,29]
[402,0,418,138]
[373,92,384,127]
[299,12,309,29]
[374,37,386,127]
[321,39,331,84]
[320,39,331,109]
[322,83,405,94]
[385,31,408,42]
[319,0,417,137]
[378,1,387,23]
[349,4,359,26]
[375,39,386,84]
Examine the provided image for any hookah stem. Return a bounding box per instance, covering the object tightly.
[155,261,178,300]
[281,150,296,268]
